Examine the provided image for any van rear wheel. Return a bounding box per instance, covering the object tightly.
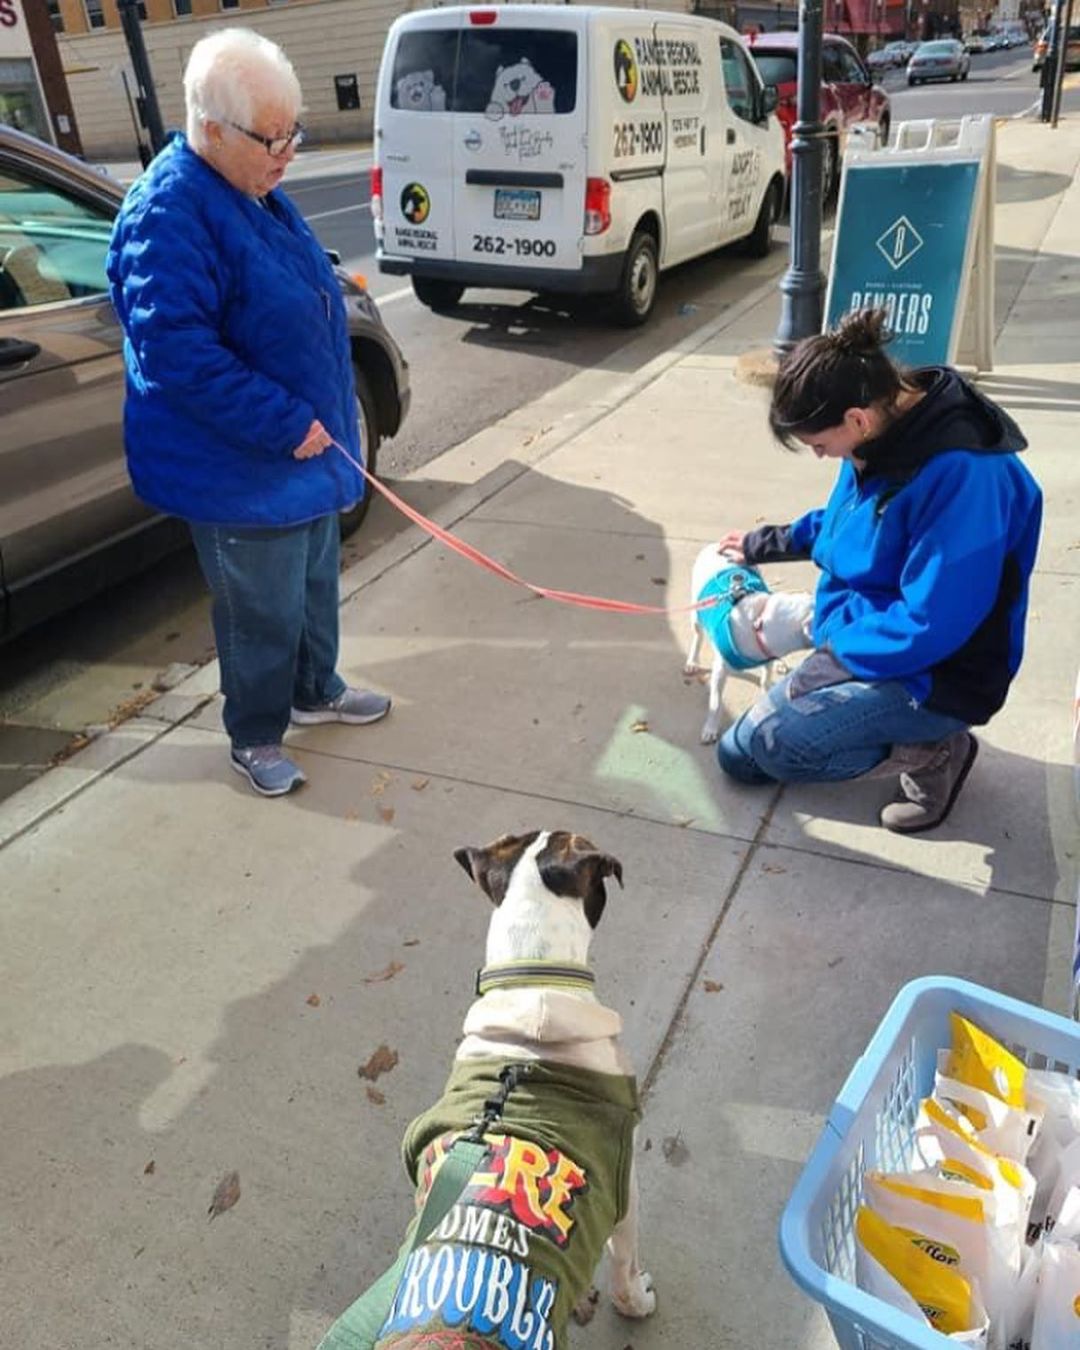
[613,229,658,327]
[412,277,464,312]
[743,179,781,258]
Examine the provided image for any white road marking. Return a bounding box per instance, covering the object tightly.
[373,284,414,305]
[306,200,372,222]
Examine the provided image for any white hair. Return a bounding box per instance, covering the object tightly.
[184,28,302,151]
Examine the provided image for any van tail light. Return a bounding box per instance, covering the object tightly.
[370,165,383,222]
[584,177,611,236]
[469,9,498,22]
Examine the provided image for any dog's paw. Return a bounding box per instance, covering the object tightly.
[612,1272,656,1319]
[572,1287,600,1326]
[700,719,721,744]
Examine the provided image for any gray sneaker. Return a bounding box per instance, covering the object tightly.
[291,688,392,726]
[880,731,979,834]
[230,744,307,797]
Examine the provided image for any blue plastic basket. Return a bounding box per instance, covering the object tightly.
[779,976,1080,1350]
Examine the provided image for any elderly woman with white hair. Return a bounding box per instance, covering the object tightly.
[106,28,390,798]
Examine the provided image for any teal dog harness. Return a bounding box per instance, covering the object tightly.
[698,564,772,673]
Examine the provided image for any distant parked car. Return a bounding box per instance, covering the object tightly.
[748,32,891,198]
[0,126,411,642]
[964,33,988,53]
[908,38,971,84]
[1033,22,1080,70]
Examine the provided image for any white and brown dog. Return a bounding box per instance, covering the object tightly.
[686,544,815,744]
[318,830,655,1350]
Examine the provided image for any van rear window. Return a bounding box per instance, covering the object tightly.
[390,28,578,114]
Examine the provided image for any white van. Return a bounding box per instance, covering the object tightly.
[373,5,786,324]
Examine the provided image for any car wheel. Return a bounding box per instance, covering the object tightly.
[743,178,781,258]
[878,118,891,148]
[339,366,379,539]
[412,276,464,312]
[962,69,969,79]
[612,228,658,327]
[907,75,916,84]
[822,136,839,202]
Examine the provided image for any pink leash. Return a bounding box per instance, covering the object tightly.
[331,440,719,617]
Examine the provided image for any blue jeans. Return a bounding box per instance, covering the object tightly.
[717,674,969,785]
[190,516,346,750]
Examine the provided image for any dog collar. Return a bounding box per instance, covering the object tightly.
[475,961,596,997]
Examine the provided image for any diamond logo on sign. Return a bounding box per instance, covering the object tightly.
[876,215,925,271]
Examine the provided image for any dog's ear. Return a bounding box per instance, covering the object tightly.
[538,833,623,929]
[454,833,540,906]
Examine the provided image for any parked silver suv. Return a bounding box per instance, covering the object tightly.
[0,126,410,642]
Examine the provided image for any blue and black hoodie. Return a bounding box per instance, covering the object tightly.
[743,368,1042,726]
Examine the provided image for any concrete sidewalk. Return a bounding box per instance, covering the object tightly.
[3,114,1079,1349]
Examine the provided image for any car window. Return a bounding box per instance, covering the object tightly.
[720,38,760,122]
[822,46,846,81]
[0,165,113,310]
[390,27,578,115]
[838,47,868,81]
[750,52,797,86]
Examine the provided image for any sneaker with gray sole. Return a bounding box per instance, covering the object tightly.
[231,744,307,797]
[880,731,979,834]
[290,688,392,726]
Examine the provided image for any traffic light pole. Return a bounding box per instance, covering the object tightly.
[117,0,166,158]
[774,0,826,356]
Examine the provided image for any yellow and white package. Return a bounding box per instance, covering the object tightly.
[936,1051,1043,1163]
[946,1014,1029,1109]
[1026,1069,1080,1237]
[912,1097,1036,1236]
[855,1206,989,1346]
[1030,1239,1080,1350]
[864,1170,1023,1348]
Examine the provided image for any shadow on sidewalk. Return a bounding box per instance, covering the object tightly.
[995,162,1074,204]
[977,371,1080,415]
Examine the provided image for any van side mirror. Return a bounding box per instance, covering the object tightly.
[761,85,779,116]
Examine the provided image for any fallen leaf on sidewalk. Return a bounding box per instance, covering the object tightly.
[358,1046,399,1081]
[378,806,396,824]
[306,993,321,1007]
[403,939,420,947]
[630,720,650,734]
[364,961,405,984]
[143,1160,156,1175]
[703,980,723,993]
[370,772,393,798]
[410,778,430,791]
[366,1086,386,1106]
[208,1170,241,1220]
[344,809,359,822]
[762,863,787,874]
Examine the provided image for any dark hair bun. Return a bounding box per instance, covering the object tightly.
[830,307,892,358]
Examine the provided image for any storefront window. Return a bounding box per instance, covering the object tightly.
[84,0,105,28]
[173,0,192,13]
[47,0,64,32]
[0,59,49,141]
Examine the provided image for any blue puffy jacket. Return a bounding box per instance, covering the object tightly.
[744,368,1042,725]
[106,134,364,527]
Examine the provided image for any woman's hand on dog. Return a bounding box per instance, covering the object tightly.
[715,530,746,562]
[293,419,332,460]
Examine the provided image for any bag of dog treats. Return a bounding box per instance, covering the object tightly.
[1026,1070,1080,1238]
[1029,1239,1080,1349]
[936,1054,1043,1164]
[865,1170,1024,1348]
[855,1206,989,1345]
[913,1097,1036,1236]
[946,1014,1029,1110]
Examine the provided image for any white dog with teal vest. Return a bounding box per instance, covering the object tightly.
[686,545,815,745]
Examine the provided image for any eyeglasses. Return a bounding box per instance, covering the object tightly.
[226,120,305,157]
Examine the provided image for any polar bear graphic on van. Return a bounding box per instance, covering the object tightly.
[396,70,447,112]
[485,59,555,119]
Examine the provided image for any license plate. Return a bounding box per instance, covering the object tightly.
[494,188,541,222]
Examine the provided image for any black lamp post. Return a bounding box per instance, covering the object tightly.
[774,0,826,356]
[117,0,165,158]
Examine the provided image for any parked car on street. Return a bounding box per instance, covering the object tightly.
[748,31,891,198]
[0,126,411,642]
[964,32,988,53]
[907,38,971,84]
[1033,22,1080,70]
